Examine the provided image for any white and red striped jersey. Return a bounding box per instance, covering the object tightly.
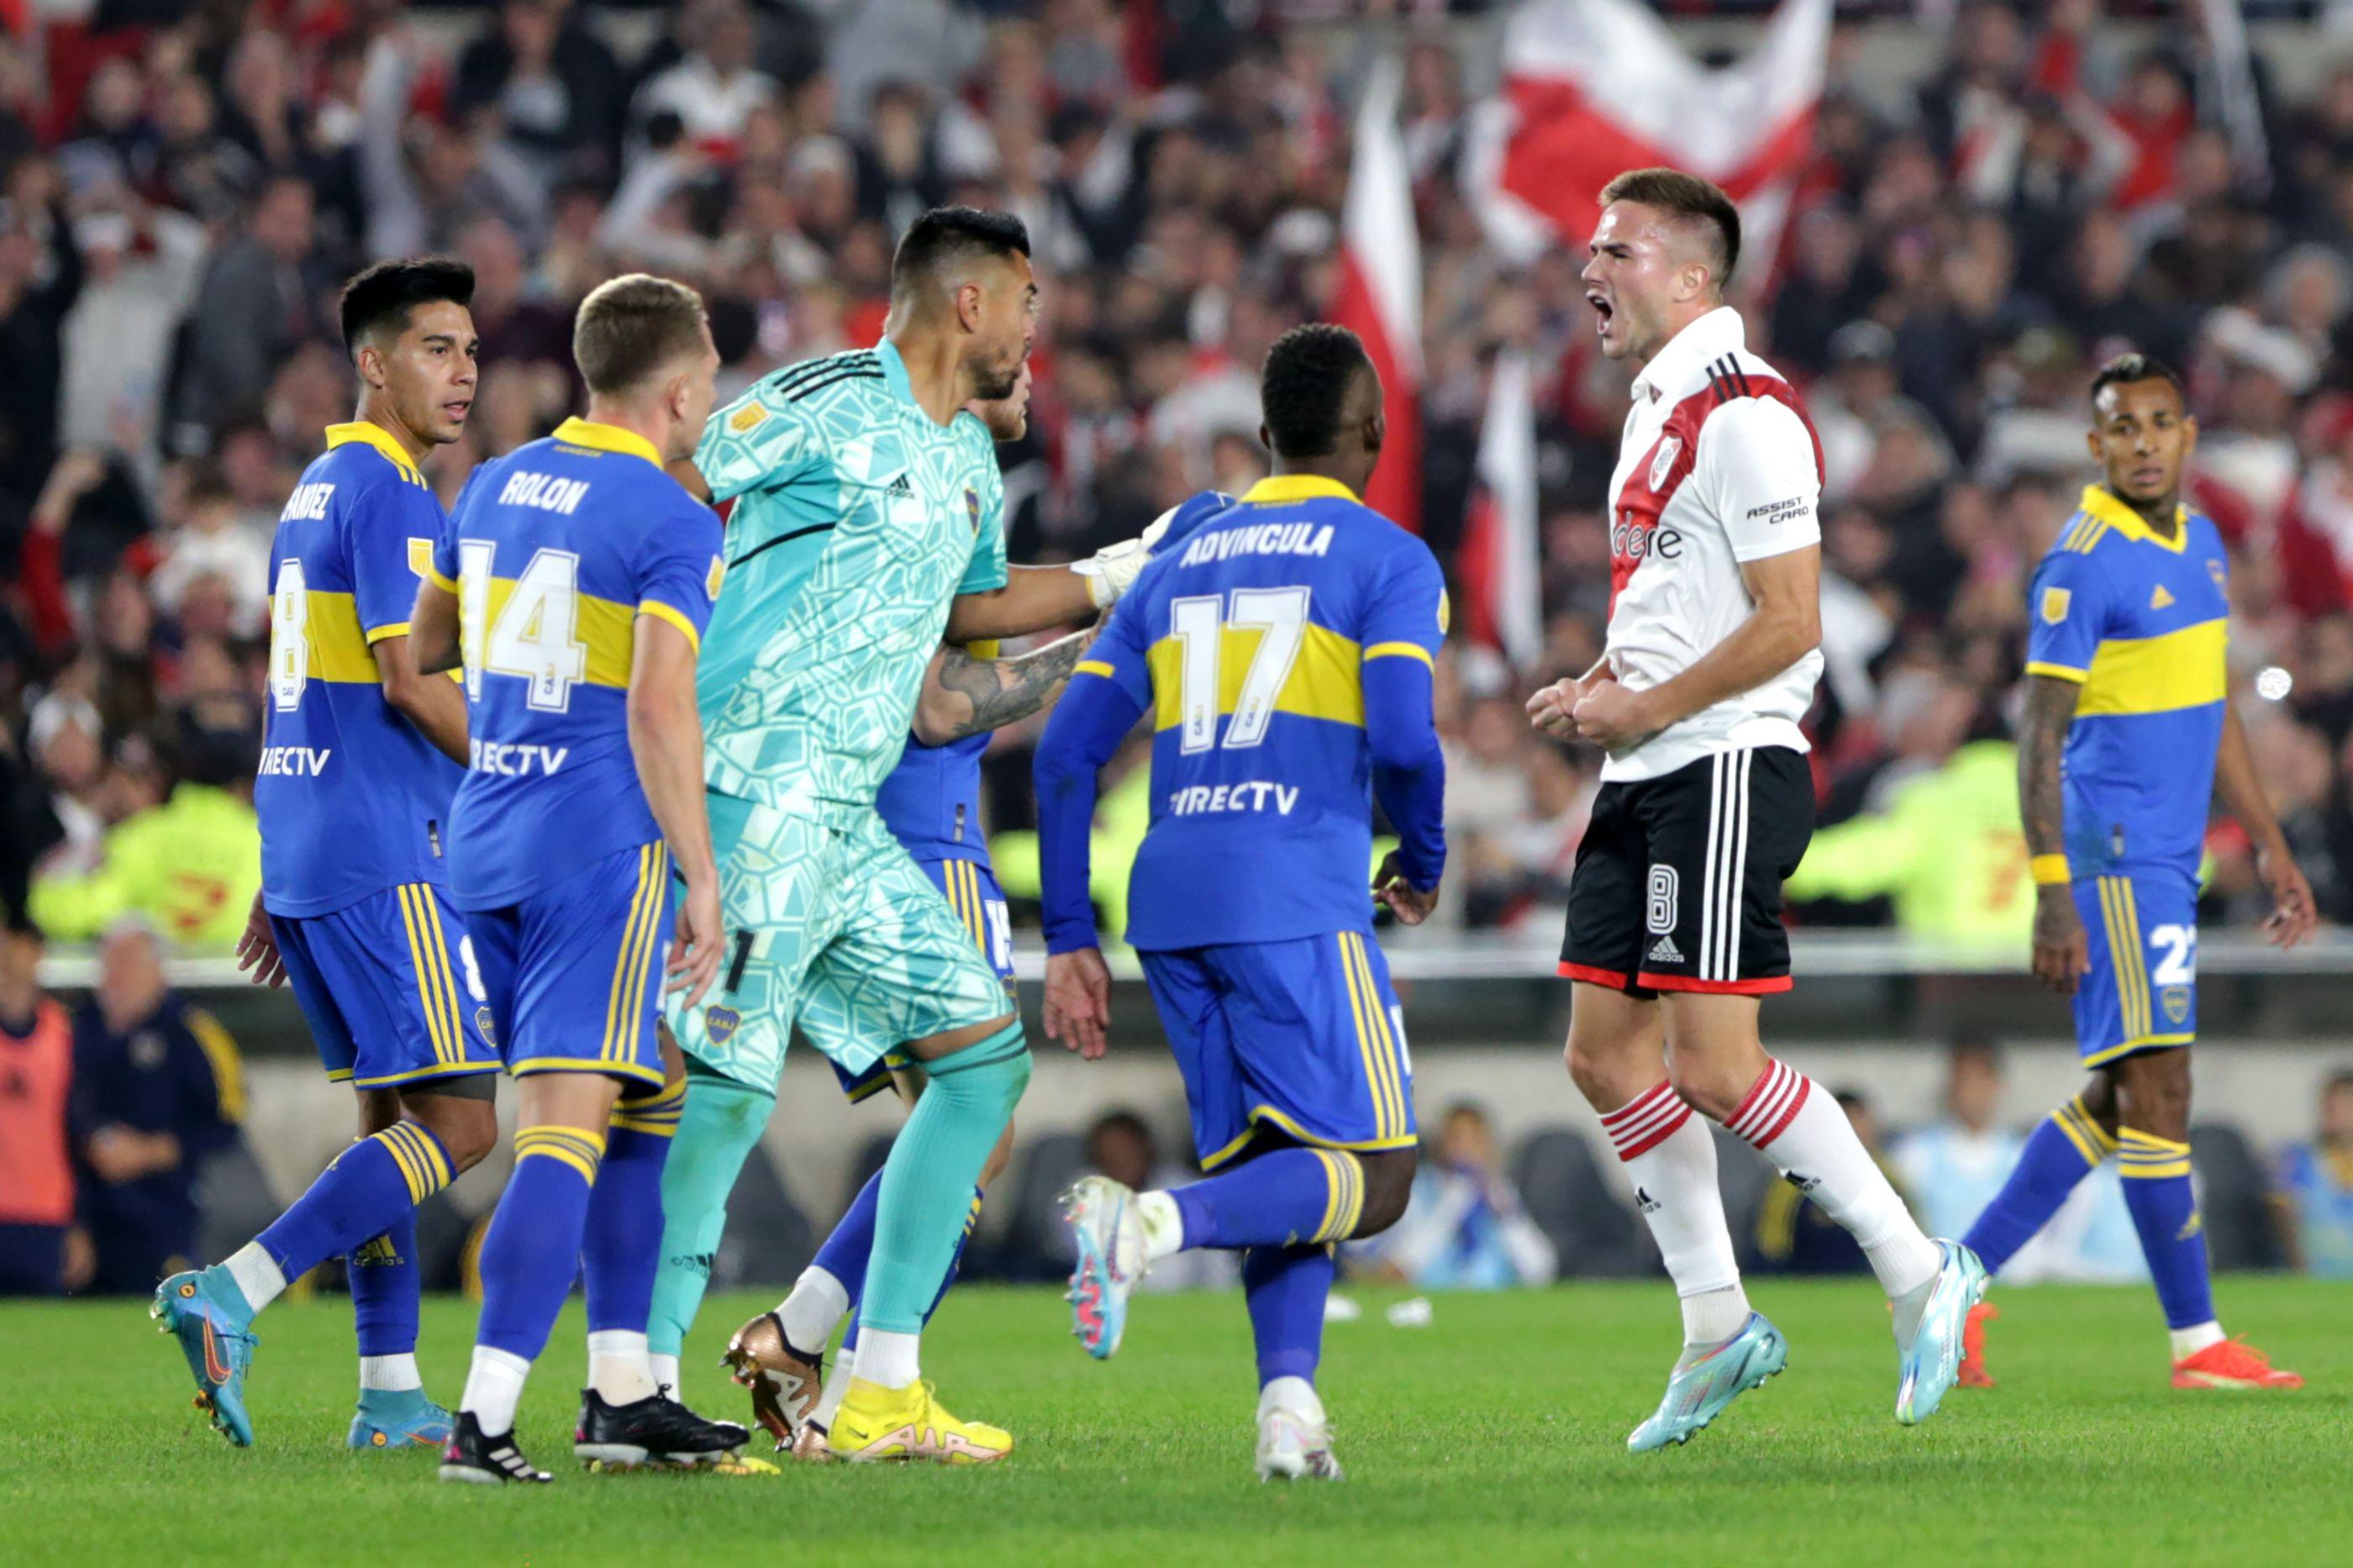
[1601,305,1824,782]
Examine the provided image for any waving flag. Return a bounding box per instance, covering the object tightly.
[1329,55,1423,535]
[1459,351,1543,670]
[1466,0,1831,290]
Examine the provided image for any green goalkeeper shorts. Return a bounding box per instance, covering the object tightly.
[666,794,1017,1092]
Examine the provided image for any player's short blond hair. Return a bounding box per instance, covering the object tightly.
[1599,167,1741,288]
[572,274,709,396]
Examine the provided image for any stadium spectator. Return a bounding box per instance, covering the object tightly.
[1892,1039,2027,1245]
[69,918,244,1295]
[1355,1103,1556,1290]
[0,918,79,1296]
[29,729,259,950]
[2273,1068,2353,1276]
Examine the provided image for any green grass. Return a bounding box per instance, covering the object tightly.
[3,1279,2347,1566]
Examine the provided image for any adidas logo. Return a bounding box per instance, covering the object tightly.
[885,473,913,497]
[2151,584,2175,609]
[1646,934,1682,965]
[1782,1171,1821,1194]
[1634,1186,1661,1214]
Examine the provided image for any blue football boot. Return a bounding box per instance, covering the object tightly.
[151,1266,259,1447]
[1627,1312,1788,1453]
[1896,1239,1987,1425]
[350,1387,456,1450]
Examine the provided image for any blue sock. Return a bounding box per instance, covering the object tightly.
[583,1084,680,1337]
[349,1210,420,1358]
[1961,1094,2113,1274]
[2119,1129,2215,1329]
[476,1126,603,1362]
[255,1122,454,1285]
[813,1170,884,1305]
[842,1187,982,1355]
[1171,1148,1365,1250]
[1244,1244,1332,1387]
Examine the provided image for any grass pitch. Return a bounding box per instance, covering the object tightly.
[3,1278,2346,1566]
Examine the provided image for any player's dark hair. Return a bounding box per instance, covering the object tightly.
[1599,167,1741,288]
[337,256,475,356]
[2088,351,2185,410]
[1261,324,1373,459]
[889,206,1031,299]
[571,273,710,395]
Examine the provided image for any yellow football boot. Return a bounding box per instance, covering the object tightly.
[828,1377,1012,1465]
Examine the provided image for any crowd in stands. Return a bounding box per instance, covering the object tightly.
[7,3,2353,945]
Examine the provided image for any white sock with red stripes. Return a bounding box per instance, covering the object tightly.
[1724,1059,1941,1302]
[1599,1082,1749,1349]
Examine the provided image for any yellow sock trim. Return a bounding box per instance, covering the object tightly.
[514,1124,606,1185]
[1309,1150,1366,1244]
[2118,1127,2192,1180]
[611,1081,687,1136]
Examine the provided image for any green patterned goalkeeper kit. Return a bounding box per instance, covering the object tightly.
[667,341,1019,1090]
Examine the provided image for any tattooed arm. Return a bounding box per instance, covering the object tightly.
[2019,672,2090,993]
[911,626,1097,746]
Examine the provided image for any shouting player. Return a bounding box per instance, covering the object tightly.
[1958,354,2311,1391]
[662,208,1158,1464]
[155,258,497,1451]
[1041,323,1449,1481]
[415,274,745,1483]
[1525,169,1980,1449]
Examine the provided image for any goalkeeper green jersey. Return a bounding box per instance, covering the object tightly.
[693,341,1008,823]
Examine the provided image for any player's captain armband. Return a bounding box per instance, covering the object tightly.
[2040,587,2071,624]
[2029,855,2071,886]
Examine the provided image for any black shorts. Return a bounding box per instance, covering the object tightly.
[1560,746,1813,997]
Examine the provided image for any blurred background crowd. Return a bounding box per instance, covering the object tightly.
[3,0,2353,1295]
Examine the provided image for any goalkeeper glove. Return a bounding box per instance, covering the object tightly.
[1071,490,1236,609]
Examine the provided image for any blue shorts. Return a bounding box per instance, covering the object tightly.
[460,840,675,1090]
[271,882,498,1090]
[2074,866,2198,1067]
[824,856,1014,1104]
[1140,930,1416,1171]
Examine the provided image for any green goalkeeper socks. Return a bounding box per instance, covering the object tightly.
[646,1073,775,1360]
[861,1022,1030,1335]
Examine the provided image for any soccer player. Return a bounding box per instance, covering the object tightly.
[1957,354,2312,1391]
[413,274,745,1483]
[154,258,500,1451]
[1524,169,1980,1450]
[660,207,1159,1465]
[712,468,1235,1463]
[1040,322,1448,1481]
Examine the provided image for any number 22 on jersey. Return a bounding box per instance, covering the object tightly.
[459,543,588,712]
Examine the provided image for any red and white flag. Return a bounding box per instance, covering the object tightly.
[1466,0,1831,290]
[1329,55,1422,535]
[1459,350,1543,670]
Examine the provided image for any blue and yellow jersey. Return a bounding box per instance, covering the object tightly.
[259,423,465,918]
[1053,475,1447,950]
[2024,485,2230,879]
[876,731,992,866]
[432,417,724,912]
